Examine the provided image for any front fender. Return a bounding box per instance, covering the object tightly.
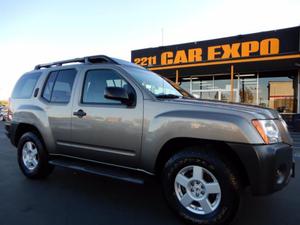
[141,109,263,172]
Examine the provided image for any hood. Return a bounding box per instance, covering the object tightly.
[165,98,280,119]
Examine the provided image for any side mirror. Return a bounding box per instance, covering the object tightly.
[104,87,132,105]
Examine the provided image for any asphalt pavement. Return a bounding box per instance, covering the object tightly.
[0,122,299,225]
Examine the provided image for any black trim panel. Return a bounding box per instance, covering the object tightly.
[227,142,294,195]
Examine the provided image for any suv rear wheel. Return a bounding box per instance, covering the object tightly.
[161,147,240,225]
[18,132,54,179]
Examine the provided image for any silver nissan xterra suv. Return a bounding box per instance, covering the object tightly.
[5,55,295,225]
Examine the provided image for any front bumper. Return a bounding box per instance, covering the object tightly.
[4,121,17,146]
[4,122,11,138]
[228,142,295,195]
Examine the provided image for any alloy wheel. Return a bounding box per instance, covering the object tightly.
[22,141,39,171]
[174,165,221,215]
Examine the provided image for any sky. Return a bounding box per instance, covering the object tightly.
[0,0,299,100]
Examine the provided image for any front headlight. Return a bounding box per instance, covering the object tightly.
[252,119,282,144]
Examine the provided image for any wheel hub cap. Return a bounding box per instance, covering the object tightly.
[189,180,206,198]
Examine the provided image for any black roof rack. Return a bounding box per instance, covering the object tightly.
[34,55,119,70]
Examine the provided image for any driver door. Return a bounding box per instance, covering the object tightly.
[64,66,143,167]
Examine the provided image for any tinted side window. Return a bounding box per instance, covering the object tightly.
[42,71,57,101]
[12,72,41,99]
[82,69,129,104]
[42,69,76,103]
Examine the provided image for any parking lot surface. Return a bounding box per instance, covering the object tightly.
[0,122,299,225]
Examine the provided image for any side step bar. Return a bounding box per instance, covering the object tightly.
[49,157,149,185]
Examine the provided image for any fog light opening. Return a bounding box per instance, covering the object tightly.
[276,164,287,185]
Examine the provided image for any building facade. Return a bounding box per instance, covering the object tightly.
[131,26,300,126]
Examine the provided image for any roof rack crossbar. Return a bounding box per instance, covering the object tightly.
[34,55,118,70]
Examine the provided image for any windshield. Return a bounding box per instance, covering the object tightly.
[125,67,193,98]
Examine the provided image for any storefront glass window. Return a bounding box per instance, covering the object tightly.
[259,76,294,113]
[180,75,238,102]
[236,74,258,105]
[180,80,190,92]
[180,73,296,113]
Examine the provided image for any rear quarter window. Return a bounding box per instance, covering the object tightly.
[11,72,41,99]
[42,69,76,103]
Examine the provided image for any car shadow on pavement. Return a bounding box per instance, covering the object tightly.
[0,166,182,225]
[0,133,299,225]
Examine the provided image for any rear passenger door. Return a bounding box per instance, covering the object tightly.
[68,66,143,167]
[41,69,77,146]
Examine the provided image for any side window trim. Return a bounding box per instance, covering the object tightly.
[41,68,77,104]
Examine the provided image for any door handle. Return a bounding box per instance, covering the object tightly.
[73,109,87,118]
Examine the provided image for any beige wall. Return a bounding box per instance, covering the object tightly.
[269,81,294,113]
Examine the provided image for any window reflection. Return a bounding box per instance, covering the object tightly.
[180,73,295,113]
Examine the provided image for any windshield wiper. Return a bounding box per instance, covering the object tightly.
[156,94,181,99]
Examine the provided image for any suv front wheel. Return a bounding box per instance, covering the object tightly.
[18,132,54,179]
[161,148,241,225]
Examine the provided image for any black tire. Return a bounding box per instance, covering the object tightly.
[17,132,54,179]
[161,147,241,225]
